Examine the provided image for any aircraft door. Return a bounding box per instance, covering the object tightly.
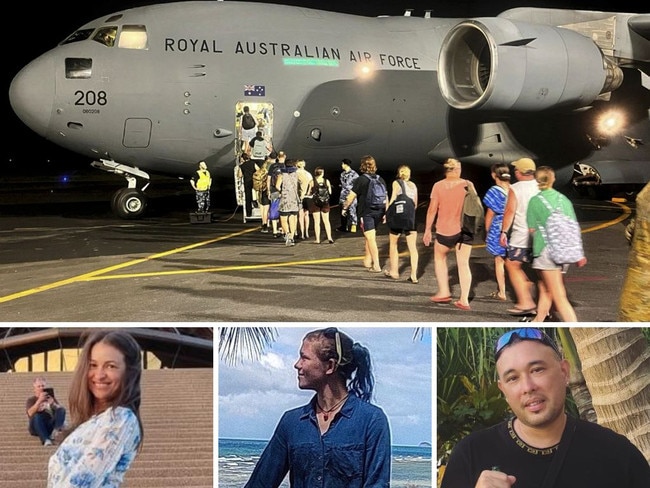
[234,102,274,222]
[235,102,274,155]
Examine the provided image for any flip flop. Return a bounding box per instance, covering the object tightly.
[368,268,383,273]
[487,291,507,301]
[384,270,400,279]
[454,301,471,311]
[507,307,537,316]
[430,295,452,303]
[407,277,419,284]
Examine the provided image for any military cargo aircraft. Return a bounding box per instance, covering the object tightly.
[9,1,650,218]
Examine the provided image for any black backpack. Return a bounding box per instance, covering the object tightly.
[242,112,256,130]
[365,174,387,209]
[312,180,330,207]
[386,180,416,230]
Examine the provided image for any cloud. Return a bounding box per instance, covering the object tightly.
[259,351,286,370]
[218,326,432,445]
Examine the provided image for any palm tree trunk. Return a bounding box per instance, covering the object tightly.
[569,327,650,463]
[619,182,650,321]
[558,328,597,422]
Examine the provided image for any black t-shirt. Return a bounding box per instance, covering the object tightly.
[441,416,650,488]
[239,159,257,182]
[268,161,285,191]
[351,173,387,217]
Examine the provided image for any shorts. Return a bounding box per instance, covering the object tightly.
[279,210,299,217]
[532,247,569,273]
[506,246,533,263]
[360,210,384,232]
[309,200,330,213]
[302,197,312,211]
[258,190,270,206]
[389,227,414,236]
[436,232,472,248]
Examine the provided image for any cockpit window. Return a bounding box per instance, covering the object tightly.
[93,27,118,47]
[65,58,92,79]
[60,29,94,45]
[118,25,148,50]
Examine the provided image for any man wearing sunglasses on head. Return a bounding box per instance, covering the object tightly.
[440,328,650,488]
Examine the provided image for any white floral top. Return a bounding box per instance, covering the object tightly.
[48,406,141,488]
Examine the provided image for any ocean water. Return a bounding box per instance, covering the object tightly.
[218,438,432,488]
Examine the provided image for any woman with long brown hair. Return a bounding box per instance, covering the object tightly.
[48,329,143,487]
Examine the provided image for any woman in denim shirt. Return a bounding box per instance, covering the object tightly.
[245,327,391,488]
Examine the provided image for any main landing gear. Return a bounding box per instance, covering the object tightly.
[91,159,150,219]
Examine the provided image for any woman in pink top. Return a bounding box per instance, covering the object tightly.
[423,158,477,310]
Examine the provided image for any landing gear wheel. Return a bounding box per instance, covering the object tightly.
[111,188,148,219]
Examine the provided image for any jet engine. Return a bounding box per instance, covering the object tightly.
[438,18,623,111]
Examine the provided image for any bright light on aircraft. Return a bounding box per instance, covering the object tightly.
[597,110,626,136]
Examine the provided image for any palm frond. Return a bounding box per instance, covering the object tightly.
[219,327,278,365]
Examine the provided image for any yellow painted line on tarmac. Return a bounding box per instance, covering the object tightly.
[83,254,364,280]
[0,227,259,304]
[0,201,631,303]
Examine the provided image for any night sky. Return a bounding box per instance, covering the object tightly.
[4,0,645,174]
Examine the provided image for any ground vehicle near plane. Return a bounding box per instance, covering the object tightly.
[9,1,650,218]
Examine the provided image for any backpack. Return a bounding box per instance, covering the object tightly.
[386,180,416,230]
[312,179,330,207]
[241,112,256,130]
[460,182,485,239]
[536,193,584,264]
[250,138,268,160]
[364,174,387,209]
[269,163,283,192]
[252,167,267,192]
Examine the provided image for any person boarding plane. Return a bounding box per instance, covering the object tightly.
[9,1,650,218]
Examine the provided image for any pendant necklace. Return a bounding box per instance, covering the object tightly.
[317,394,348,421]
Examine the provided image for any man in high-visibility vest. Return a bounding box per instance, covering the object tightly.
[190,161,212,212]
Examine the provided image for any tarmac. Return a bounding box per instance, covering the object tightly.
[0,170,638,322]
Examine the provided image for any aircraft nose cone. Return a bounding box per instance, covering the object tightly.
[9,54,55,138]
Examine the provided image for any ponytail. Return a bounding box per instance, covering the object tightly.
[304,328,376,402]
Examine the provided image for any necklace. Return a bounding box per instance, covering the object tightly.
[507,418,559,455]
[317,395,348,421]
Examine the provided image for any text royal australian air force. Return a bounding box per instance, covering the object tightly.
[164,38,422,70]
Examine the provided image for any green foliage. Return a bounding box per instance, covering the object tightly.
[437,327,511,464]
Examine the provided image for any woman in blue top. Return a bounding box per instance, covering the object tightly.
[483,163,511,301]
[48,330,143,488]
[245,327,391,488]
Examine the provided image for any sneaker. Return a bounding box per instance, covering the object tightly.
[290,239,295,246]
[285,234,292,246]
[260,225,269,233]
[43,439,53,446]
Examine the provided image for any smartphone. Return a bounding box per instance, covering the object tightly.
[43,387,54,397]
